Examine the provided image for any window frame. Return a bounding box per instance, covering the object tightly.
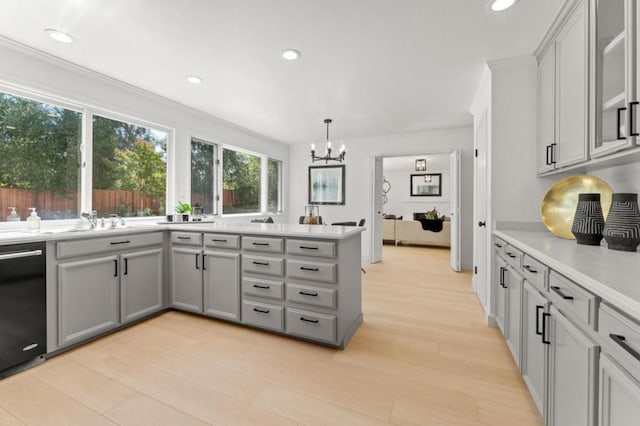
[190,137,219,216]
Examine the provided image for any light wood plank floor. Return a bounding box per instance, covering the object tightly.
[0,245,542,425]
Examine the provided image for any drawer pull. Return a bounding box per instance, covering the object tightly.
[299,246,319,250]
[300,266,319,272]
[253,308,270,314]
[535,305,544,335]
[505,252,516,259]
[253,284,271,289]
[550,286,574,301]
[300,317,319,324]
[299,291,319,297]
[109,240,131,245]
[177,236,191,240]
[523,265,538,274]
[252,242,270,246]
[252,261,270,266]
[494,243,503,248]
[610,334,640,362]
[212,239,227,242]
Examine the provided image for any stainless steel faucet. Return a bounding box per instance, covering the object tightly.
[81,211,98,228]
[109,214,119,229]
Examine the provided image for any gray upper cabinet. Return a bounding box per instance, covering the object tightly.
[57,255,120,347]
[599,354,640,426]
[522,281,549,417]
[170,247,203,313]
[538,44,557,174]
[203,250,240,321]
[121,248,163,323]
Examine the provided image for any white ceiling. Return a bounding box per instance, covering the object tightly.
[0,0,563,144]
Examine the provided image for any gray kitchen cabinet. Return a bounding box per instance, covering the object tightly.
[547,306,599,426]
[538,42,556,174]
[121,248,163,323]
[203,250,240,321]
[170,247,203,313]
[599,354,640,426]
[495,255,508,336]
[505,266,524,369]
[57,255,120,346]
[522,281,549,418]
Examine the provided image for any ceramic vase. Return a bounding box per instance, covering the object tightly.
[603,193,640,252]
[571,193,605,245]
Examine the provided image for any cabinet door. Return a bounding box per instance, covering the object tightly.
[121,248,163,323]
[495,256,508,336]
[58,255,120,347]
[556,0,588,168]
[170,247,203,313]
[203,250,240,321]
[505,267,523,369]
[522,281,549,417]
[538,44,556,174]
[547,306,599,426]
[599,354,640,426]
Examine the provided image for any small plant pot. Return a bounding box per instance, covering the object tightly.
[166,214,174,222]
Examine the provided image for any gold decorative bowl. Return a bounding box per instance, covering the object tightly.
[541,175,613,239]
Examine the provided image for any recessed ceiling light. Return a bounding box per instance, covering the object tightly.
[487,0,519,12]
[44,29,74,44]
[281,49,301,61]
[186,75,203,84]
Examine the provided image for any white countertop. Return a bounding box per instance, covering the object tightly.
[495,229,640,321]
[0,221,364,245]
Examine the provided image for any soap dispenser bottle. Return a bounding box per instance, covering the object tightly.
[6,207,20,222]
[26,207,41,231]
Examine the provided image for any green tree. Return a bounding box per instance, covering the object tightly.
[222,149,261,213]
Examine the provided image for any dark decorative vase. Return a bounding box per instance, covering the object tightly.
[571,193,605,245]
[603,193,640,252]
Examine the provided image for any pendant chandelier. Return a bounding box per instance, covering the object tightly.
[310,118,346,163]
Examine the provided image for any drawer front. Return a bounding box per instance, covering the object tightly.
[548,270,598,328]
[204,233,240,249]
[493,236,507,257]
[287,283,337,309]
[57,232,163,259]
[170,232,203,246]
[286,239,336,258]
[522,254,548,292]
[242,236,284,253]
[243,255,284,277]
[242,300,284,332]
[503,244,524,270]
[599,303,640,375]
[286,308,336,343]
[242,277,284,300]
[287,259,337,283]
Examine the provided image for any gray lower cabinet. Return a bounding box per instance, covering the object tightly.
[121,248,163,323]
[522,281,549,418]
[58,255,120,346]
[505,266,523,369]
[203,250,240,321]
[170,247,203,312]
[599,354,640,426]
[547,306,598,426]
[495,255,508,335]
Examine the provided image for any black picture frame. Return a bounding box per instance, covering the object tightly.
[308,165,346,205]
[410,173,442,197]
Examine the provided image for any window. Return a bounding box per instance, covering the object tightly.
[0,92,81,221]
[92,115,167,217]
[222,148,261,214]
[268,158,282,213]
[190,139,216,214]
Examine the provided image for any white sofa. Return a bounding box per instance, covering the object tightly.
[383,219,451,247]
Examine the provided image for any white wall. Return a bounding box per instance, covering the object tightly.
[288,127,474,268]
[590,162,640,194]
[0,38,289,222]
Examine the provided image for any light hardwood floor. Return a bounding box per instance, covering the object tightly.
[0,245,542,425]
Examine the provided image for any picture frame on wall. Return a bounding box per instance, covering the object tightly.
[410,173,442,197]
[308,165,345,205]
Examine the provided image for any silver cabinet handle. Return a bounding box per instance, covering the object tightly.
[0,250,43,261]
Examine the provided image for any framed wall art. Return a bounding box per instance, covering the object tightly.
[410,173,442,197]
[308,165,345,205]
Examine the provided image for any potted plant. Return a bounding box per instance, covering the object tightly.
[175,201,192,222]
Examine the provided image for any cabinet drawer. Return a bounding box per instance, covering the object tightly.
[522,254,548,292]
[548,270,598,328]
[242,236,284,253]
[242,277,284,300]
[287,259,337,283]
[599,303,640,375]
[287,239,336,258]
[204,233,240,249]
[286,308,336,343]
[170,232,202,246]
[57,232,163,259]
[503,244,523,270]
[242,300,284,332]
[243,255,284,277]
[287,283,337,309]
[493,236,507,256]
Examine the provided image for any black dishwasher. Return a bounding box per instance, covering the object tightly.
[0,242,46,377]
